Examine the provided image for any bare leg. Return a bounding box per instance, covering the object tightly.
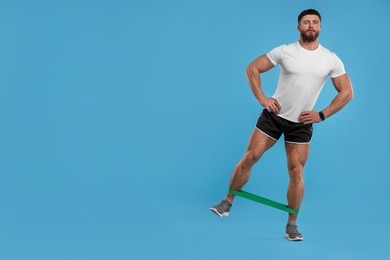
[284,143,310,224]
[226,129,276,202]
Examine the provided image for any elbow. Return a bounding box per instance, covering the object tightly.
[348,92,354,102]
[343,90,353,104]
[246,64,252,76]
[341,83,354,103]
[347,85,354,102]
[246,63,257,77]
[346,77,354,102]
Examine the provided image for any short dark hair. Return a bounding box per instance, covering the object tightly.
[298,9,321,23]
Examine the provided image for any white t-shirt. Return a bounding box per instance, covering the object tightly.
[266,41,346,122]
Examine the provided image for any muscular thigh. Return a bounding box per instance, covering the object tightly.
[285,143,310,171]
[246,128,277,155]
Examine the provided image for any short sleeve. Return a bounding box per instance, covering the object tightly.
[330,54,346,78]
[266,45,286,65]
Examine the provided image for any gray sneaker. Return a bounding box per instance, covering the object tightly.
[285,224,303,241]
[210,200,232,217]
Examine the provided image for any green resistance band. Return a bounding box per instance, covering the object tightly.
[229,189,299,215]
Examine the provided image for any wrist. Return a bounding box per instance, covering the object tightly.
[258,96,266,106]
[319,111,326,121]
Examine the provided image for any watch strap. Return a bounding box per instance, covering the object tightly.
[319,111,325,121]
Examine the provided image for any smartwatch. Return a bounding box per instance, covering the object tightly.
[319,111,326,121]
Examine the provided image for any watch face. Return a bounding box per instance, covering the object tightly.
[319,112,325,121]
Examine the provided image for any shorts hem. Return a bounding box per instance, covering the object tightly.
[255,127,278,141]
[284,140,312,144]
[285,133,313,144]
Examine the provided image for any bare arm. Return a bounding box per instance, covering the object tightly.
[246,54,281,114]
[322,73,354,118]
[298,73,354,124]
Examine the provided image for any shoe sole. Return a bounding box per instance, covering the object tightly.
[285,233,303,241]
[210,208,229,217]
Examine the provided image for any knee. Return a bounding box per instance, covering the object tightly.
[237,150,261,169]
[246,149,262,164]
[288,165,304,183]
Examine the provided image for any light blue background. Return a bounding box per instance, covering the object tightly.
[0,0,389,259]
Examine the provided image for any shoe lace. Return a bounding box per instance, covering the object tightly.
[288,224,300,235]
[218,200,230,210]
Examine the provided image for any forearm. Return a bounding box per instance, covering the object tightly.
[246,65,266,105]
[322,88,353,118]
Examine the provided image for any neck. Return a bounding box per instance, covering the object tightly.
[299,39,319,50]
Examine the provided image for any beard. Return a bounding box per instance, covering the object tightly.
[300,30,320,42]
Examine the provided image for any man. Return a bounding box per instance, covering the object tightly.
[210,9,353,241]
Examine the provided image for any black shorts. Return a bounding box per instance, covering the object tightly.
[255,109,313,144]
